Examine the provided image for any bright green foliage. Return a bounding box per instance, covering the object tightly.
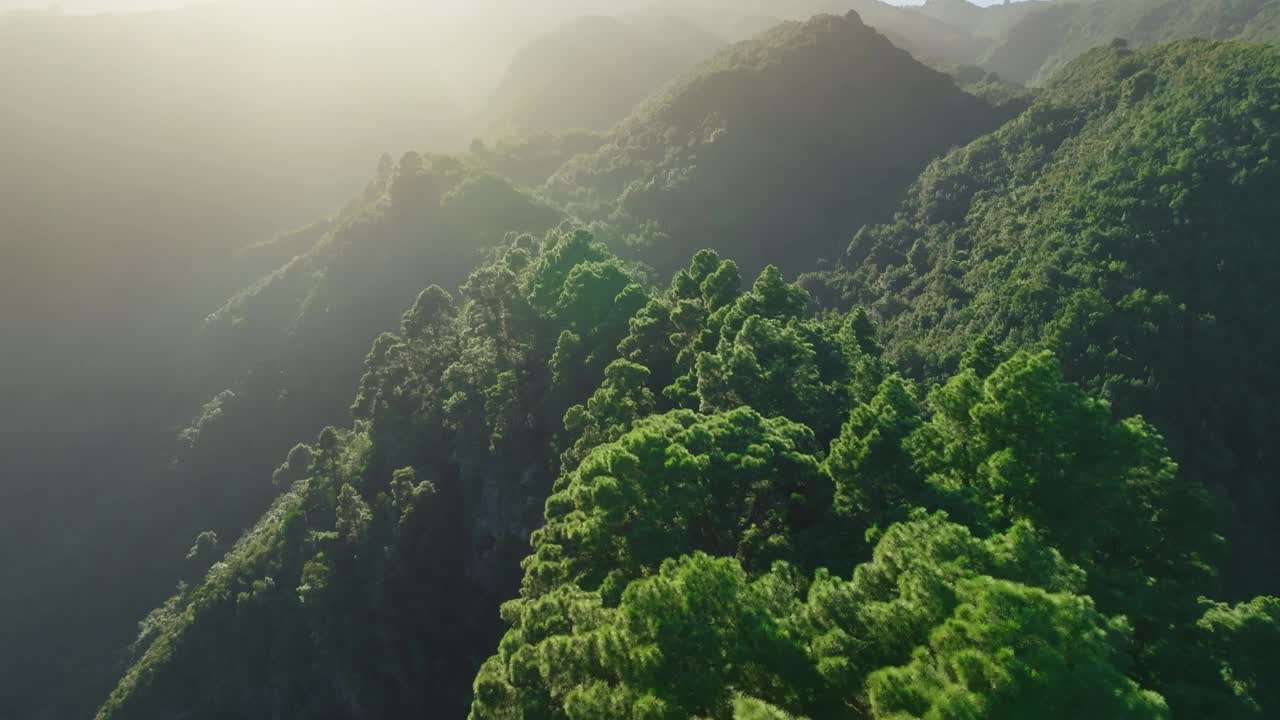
[821,40,1280,597]
[111,248,1274,719]
[572,555,813,720]
[547,255,648,410]
[523,408,830,602]
[689,265,868,440]
[618,249,742,399]
[915,351,1219,641]
[734,696,809,720]
[1193,596,1280,716]
[472,342,1256,720]
[803,514,1085,704]
[616,252,877,444]
[561,360,655,472]
[826,375,926,533]
[474,554,815,720]
[96,34,1280,720]
[475,515,1103,720]
[176,153,562,581]
[867,577,1169,720]
[36,5,1280,717]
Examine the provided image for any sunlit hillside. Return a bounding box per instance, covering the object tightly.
[2,2,1278,719]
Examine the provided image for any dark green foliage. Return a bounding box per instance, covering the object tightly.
[98,228,646,719]
[916,352,1219,614]
[561,359,655,471]
[473,508,1191,720]
[544,11,1005,277]
[1194,596,1280,716]
[470,341,1261,720]
[867,577,1169,720]
[524,408,831,602]
[103,228,1280,719]
[177,154,562,565]
[816,39,1280,598]
[826,375,925,534]
[88,18,1280,720]
[98,429,464,719]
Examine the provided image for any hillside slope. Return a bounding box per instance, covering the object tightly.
[175,154,562,551]
[983,0,1280,84]
[103,229,1278,720]
[544,11,1007,277]
[815,39,1280,598]
[95,32,1280,720]
[74,16,1013,717]
[0,6,464,717]
[475,15,724,137]
[98,229,651,719]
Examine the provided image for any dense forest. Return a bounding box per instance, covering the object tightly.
[102,226,1276,719]
[543,12,1009,277]
[160,8,1010,657]
[5,0,1280,719]
[808,38,1280,599]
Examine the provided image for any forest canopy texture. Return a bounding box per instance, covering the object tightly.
[5,1,1280,720]
[90,15,1280,720]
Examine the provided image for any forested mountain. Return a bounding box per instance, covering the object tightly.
[164,7,1002,637]
[97,26,1280,719]
[475,15,725,136]
[810,39,1280,599]
[131,14,1009,681]
[0,3,656,716]
[101,226,1278,719]
[0,5,462,716]
[9,2,1280,719]
[981,0,1280,84]
[173,155,561,572]
[544,11,1008,277]
[692,0,1280,89]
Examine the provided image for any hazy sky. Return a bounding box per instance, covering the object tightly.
[0,0,191,10]
[0,0,1019,14]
